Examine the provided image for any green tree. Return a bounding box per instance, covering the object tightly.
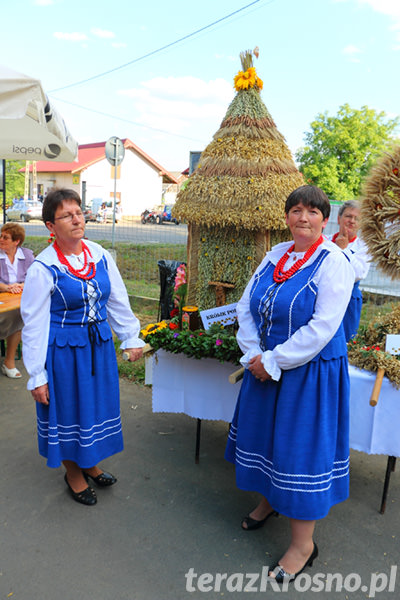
[296,104,399,200]
[4,160,25,205]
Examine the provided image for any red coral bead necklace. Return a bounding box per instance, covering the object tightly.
[53,240,96,280]
[273,235,324,283]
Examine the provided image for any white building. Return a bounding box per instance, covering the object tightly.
[26,139,179,217]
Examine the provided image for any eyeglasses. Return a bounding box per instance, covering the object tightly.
[54,211,84,222]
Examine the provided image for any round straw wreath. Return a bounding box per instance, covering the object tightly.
[360,146,400,279]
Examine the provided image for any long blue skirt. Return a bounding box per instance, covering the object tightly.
[225,357,350,520]
[36,335,123,469]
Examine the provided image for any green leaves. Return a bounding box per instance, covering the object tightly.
[146,323,242,364]
[5,160,25,203]
[296,104,399,200]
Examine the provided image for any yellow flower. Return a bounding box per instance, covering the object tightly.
[204,252,208,257]
[256,76,263,89]
[234,67,260,91]
[247,256,253,261]
[141,321,167,338]
[234,70,245,86]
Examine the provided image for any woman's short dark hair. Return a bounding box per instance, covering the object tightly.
[285,185,331,220]
[42,188,81,223]
[1,222,25,246]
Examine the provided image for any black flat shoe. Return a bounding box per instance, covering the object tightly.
[270,542,319,583]
[241,509,279,530]
[83,471,117,487]
[64,473,97,506]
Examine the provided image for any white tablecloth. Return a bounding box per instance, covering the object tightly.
[148,351,400,457]
[348,365,400,456]
[148,350,239,422]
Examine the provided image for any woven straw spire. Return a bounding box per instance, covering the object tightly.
[173,49,303,230]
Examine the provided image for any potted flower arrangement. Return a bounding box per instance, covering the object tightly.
[142,321,241,365]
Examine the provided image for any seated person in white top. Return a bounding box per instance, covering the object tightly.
[329,200,370,341]
[0,223,34,378]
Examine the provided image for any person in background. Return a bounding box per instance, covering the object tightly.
[329,200,370,341]
[225,185,354,584]
[0,223,34,378]
[21,188,144,506]
[101,202,107,223]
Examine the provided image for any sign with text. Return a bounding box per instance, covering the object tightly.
[200,303,237,330]
[386,334,400,355]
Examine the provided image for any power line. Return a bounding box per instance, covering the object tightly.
[52,97,209,144]
[49,0,263,93]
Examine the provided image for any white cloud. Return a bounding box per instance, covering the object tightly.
[91,28,115,39]
[358,0,400,49]
[358,0,400,19]
[342,44,362,62]
[343,44,362,54]
[141,76,233,102]
[118,76,233,137]
[53,31,88,42]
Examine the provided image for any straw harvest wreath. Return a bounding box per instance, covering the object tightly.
[360,146,400,279]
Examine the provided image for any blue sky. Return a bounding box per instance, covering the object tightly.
[2,0,400,171]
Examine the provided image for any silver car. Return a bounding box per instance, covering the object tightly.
[6,200,43,222]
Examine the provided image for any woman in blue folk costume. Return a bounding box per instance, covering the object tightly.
[225,185,354,583]
[329,200,370,341]
[21,189,144,506]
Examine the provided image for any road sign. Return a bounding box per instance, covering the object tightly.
[105,136,125,166]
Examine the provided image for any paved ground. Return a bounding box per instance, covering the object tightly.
[1,361,399,600]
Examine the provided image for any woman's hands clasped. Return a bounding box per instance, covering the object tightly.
[248,354,271,383]
[7,282,23,294]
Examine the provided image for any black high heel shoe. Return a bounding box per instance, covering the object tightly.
[83,471,117,487]
[270,542,318,583]
[241,509,279,530]
[64,473,97,506]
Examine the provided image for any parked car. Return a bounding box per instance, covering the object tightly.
[6,200,43,222]
[154,204,179,225]
[83,208,97,223]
